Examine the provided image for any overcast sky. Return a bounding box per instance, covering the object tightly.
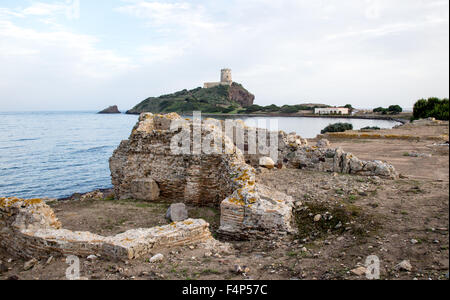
[0,0,448,111]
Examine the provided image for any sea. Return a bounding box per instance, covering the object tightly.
[0,111,400,199]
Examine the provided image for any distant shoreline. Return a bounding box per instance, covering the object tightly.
[127,111,408,124]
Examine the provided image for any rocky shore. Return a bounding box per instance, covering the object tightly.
[1,117,448,280]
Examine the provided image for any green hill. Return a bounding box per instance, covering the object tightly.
[126,82,255,115]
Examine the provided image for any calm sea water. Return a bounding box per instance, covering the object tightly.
[0,111,399,199]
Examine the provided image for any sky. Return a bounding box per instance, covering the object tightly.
[0,0,448,111]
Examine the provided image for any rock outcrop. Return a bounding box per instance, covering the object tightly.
[228,83,255,108]
[98,105,121,114]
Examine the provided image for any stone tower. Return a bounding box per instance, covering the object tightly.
[221,69,232,84]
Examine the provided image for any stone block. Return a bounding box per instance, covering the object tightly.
[166,203,189,222]
[130,178,160,201]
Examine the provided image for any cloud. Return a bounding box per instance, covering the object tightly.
[116,0,224,41]
[0,19,134,78]
[1,0,80,20]
[325,18,448,41]
[0,0,448,110]
[22,2,67,16]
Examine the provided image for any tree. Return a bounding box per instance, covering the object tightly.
[413,97,449,121]
[388,105,403,115]
[344,104,354,113]
[373,107,386,113]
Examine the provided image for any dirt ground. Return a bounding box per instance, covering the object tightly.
[1,121,448,280]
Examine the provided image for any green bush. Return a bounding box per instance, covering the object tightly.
[241,104,264,113]
[413,97,449,121]
[263,104,281,112]
[220,106,236,114]
[388,105,403,114]
[373,105,403,115]
[321,123,353,134]
[280,105,300,114]
[373,107,386,113]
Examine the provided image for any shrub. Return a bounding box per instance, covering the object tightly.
[373,107,386,113]
[321,123,353,134]
[280,105,300,114]
[241,104,264,113]
[263,104,281,112]
[220,106,236,114]
[388,105,403,115]
[374,105,403,115]
[413,97,449,121]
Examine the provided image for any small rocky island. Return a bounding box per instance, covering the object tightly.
[98,105,121,114]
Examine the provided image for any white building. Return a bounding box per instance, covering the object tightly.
[314,107,350,115]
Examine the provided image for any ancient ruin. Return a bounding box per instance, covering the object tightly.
[0,113,399,261]
[204,69,233,89]
[0,197,213,260]
[223,121,398,179]
[110,113,296,239]
[109,113,398,240]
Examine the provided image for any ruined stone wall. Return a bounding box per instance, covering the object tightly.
[224,121,398,179]
[110,113,242,206]
[109,113,296,239]
[1,197,213,260]
[203,82,232,89]
[108,113,397,241]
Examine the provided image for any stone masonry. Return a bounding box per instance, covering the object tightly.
[0,197,213,260]
[109,113,296,239]
[226,121,398,179]
[109,113,398,240]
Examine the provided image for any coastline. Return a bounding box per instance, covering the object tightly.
[1,117,448,280]
[126,111,409,124]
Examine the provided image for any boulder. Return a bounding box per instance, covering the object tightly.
[98,105,121,114]
[166,203,189,222]
[259,157,275,169]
